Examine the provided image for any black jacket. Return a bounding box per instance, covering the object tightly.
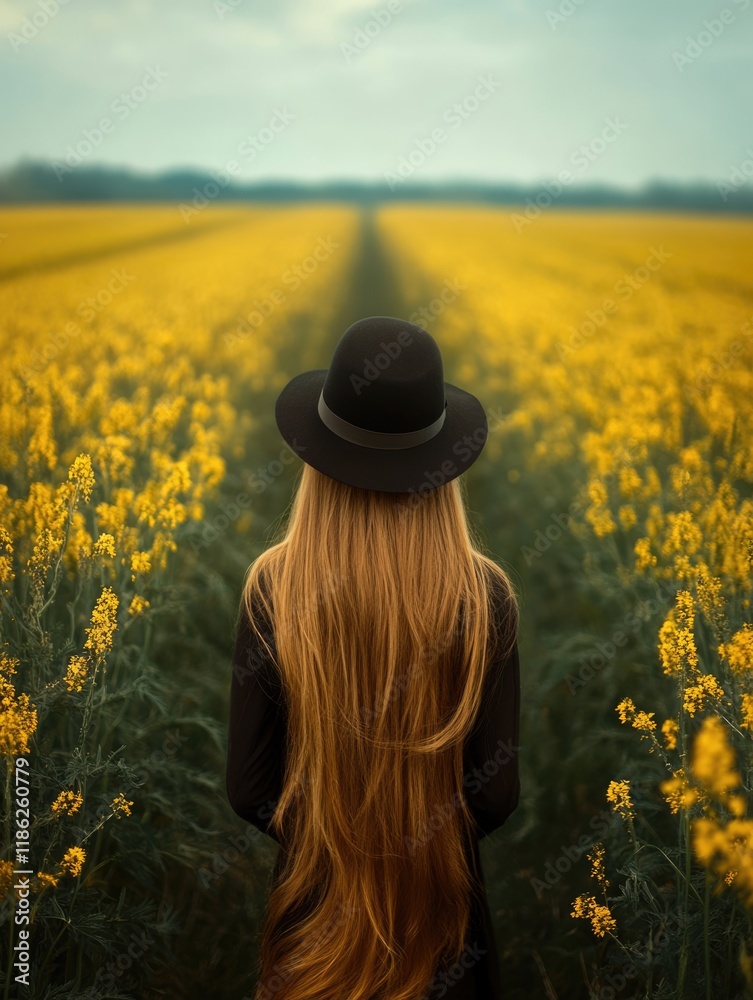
[226,586,521,999]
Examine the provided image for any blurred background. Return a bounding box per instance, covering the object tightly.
[2,0,753,204]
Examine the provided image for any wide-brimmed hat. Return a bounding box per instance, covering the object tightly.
[274,316,488,494]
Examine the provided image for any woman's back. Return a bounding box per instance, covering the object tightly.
[226,515,520,999]
[225,317,521,999]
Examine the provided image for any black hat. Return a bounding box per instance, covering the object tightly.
[274,316,488,494]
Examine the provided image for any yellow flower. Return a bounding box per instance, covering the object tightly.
[646,501,664,540]
[661,718,679,750]
[633,710,657,733]
[28,409,57,473]
[692,816,753,907]
[586,506,617,537]
[634,536,657,571]
[660,768,697,814]
[606,779,634,821]
[0,674,38,755]
[110,792,134,818]
[719,624,753,675]
[0,525,14,586]
[92,533,116,558]
[618,466,642,498]
[589,903,616,937]
[64,512,93,569]
[60,846,86,878]
[615,696,656,741]
[95,490,134,536]
[130,550,152,580]
[658,591,698,676]
[588,842,609,892]
[615,697,636,724]
[51,790,83,817]
[683,673,726,717]
[127,594,150,617]
[691,715,745,816]
[570,893,617,937]
[695,564,725,633]
[83,586,119,658]
[35,872,60,890]
[587,480,608,506]
[582,472,617,537]
[67,454,95,503]
[661,510,703,559]
[27,526,65,582]
[64,656,89,693]
[618,505,637,530]
[1,652,19,677]
[742,694,753,731]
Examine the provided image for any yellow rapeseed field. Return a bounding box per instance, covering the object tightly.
[0,202,751,996]
[0,204,358,950]
[378,204,753,986]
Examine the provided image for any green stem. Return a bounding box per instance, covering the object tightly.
[37,917,70,983]
[703,868,711,1000]
[68,573,85,646]
[723,894,736,998]
[631,833,704,907]
[677,808,692,998]
[77,653,103,750]
[677,651,690,999]
[35,496,75,622]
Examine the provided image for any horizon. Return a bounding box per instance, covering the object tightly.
[3,157,753,199]
[6,156,753,191]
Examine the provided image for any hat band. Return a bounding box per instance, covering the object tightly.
[317,390,447,450]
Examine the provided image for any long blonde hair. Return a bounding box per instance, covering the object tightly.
[242,462,518,1000]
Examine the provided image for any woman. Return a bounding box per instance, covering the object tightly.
[226,316,521,1000]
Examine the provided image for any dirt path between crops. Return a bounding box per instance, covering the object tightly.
[202,204,443,590]
[335,205,412,325]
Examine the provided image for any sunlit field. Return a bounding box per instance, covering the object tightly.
[1,202,751,999]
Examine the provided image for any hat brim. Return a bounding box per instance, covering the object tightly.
[274,370,489,494]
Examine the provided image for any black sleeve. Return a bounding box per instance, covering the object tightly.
[225,598,286,844]
[461,592,521,841]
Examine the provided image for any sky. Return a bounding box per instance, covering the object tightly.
[1,0,752,187]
